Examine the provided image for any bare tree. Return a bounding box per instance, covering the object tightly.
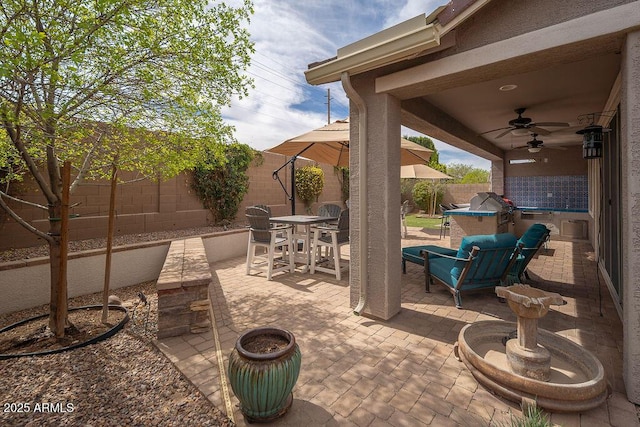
[0,0,254,337]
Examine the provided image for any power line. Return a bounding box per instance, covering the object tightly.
[240,52,350,119]
[254,51,291,71]
[243,72,348,117]
[245,70,301,94]
[251,52,347,104]
[251,59,303,86]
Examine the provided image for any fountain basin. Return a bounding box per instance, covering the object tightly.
[496,284,564,319]
[455,320,610,412]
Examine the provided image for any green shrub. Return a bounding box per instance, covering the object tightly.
[335,166,349,203]
[400,179,415,205]
[496,405,552,427]
[296,165,324,210]
[412,180,445,215]
[191,143,256,225]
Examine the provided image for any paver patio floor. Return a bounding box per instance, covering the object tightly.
[156,227,638,426]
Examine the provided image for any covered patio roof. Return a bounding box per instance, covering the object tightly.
[300,0,640,408]
[305,1,631,159]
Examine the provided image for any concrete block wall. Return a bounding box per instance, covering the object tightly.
[0,152,344,250]
[241,152,346,217]
[442,183,491,207]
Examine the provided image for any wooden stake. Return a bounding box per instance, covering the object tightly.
[55,161,71,337]
[102,163,118,323]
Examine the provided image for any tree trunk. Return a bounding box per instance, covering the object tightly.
[48,161,71,337]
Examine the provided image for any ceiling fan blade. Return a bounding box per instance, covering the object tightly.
[534,121,570,127]
[495,128,514,139]
[479,126,511,136]
[529,126,551,136]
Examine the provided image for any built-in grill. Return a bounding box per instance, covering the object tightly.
[469,192,513,225]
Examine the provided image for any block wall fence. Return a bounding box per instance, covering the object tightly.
[0,152,345,250]
[0,149,487,251]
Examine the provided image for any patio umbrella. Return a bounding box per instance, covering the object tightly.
[400,164,452,180]
[267,118,433,167]
[268,118,433,214]
[400,165,451,216]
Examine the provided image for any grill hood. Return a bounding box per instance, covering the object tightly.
[469,192,511,211]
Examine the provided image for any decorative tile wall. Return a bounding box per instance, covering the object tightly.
[504,175,588,210]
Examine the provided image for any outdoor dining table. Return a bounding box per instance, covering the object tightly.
[269,215,337,272]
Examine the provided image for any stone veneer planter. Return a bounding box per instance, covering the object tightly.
[156,237,211,338]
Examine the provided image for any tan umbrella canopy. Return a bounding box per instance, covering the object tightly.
[268,118,433,214]
[400,164,452,180]
[267,118,433,167]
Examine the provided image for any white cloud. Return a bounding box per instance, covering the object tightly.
[221,0,490,170]
[382,0,446,27]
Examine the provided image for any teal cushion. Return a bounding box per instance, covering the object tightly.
[429,257,457,288]
[452,233,518,279]
[510,224,549,278]
[518,224,549,249]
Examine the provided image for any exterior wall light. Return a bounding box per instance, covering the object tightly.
[577,125,609,159]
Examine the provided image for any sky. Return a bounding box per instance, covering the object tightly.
[221,0,491,170]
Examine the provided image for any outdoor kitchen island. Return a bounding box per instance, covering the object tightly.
[446,189,591,248]
[446,208,511,248]
[445,192,514,248]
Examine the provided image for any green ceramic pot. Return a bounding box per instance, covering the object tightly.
[228,327,301,423]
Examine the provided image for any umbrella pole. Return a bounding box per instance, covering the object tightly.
[290,156,296,215]
[271,144,315,215]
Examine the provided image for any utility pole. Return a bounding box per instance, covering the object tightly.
[326,88,331,124]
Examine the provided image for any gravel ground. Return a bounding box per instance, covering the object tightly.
[0,278,232,426]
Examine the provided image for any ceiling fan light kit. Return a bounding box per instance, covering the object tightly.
[511,128,530,136]
[511,133,546,153]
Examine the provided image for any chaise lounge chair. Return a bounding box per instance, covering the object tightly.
[402,233,522,308]
[507,223,551,284]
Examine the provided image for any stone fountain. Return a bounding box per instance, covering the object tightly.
[496,284,564,382]
[455,284,610,412]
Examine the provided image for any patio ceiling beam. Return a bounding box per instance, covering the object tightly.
[375,2,640,99]
[401,98,504,162]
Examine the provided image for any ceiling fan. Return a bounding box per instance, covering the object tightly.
[512,134,566,153]
[481,107,570,139]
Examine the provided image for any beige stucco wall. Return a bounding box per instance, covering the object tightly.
[440,0,633,58]
[622,28,640,405]
[348,75,403,321]
[0,243,169,314]
[0,152,344,250]
[504,146,587,177]
[0,229,249,315]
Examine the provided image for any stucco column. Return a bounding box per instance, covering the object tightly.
[347,75,402,320]
[622,29,640,405]
[491,159,505,196]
